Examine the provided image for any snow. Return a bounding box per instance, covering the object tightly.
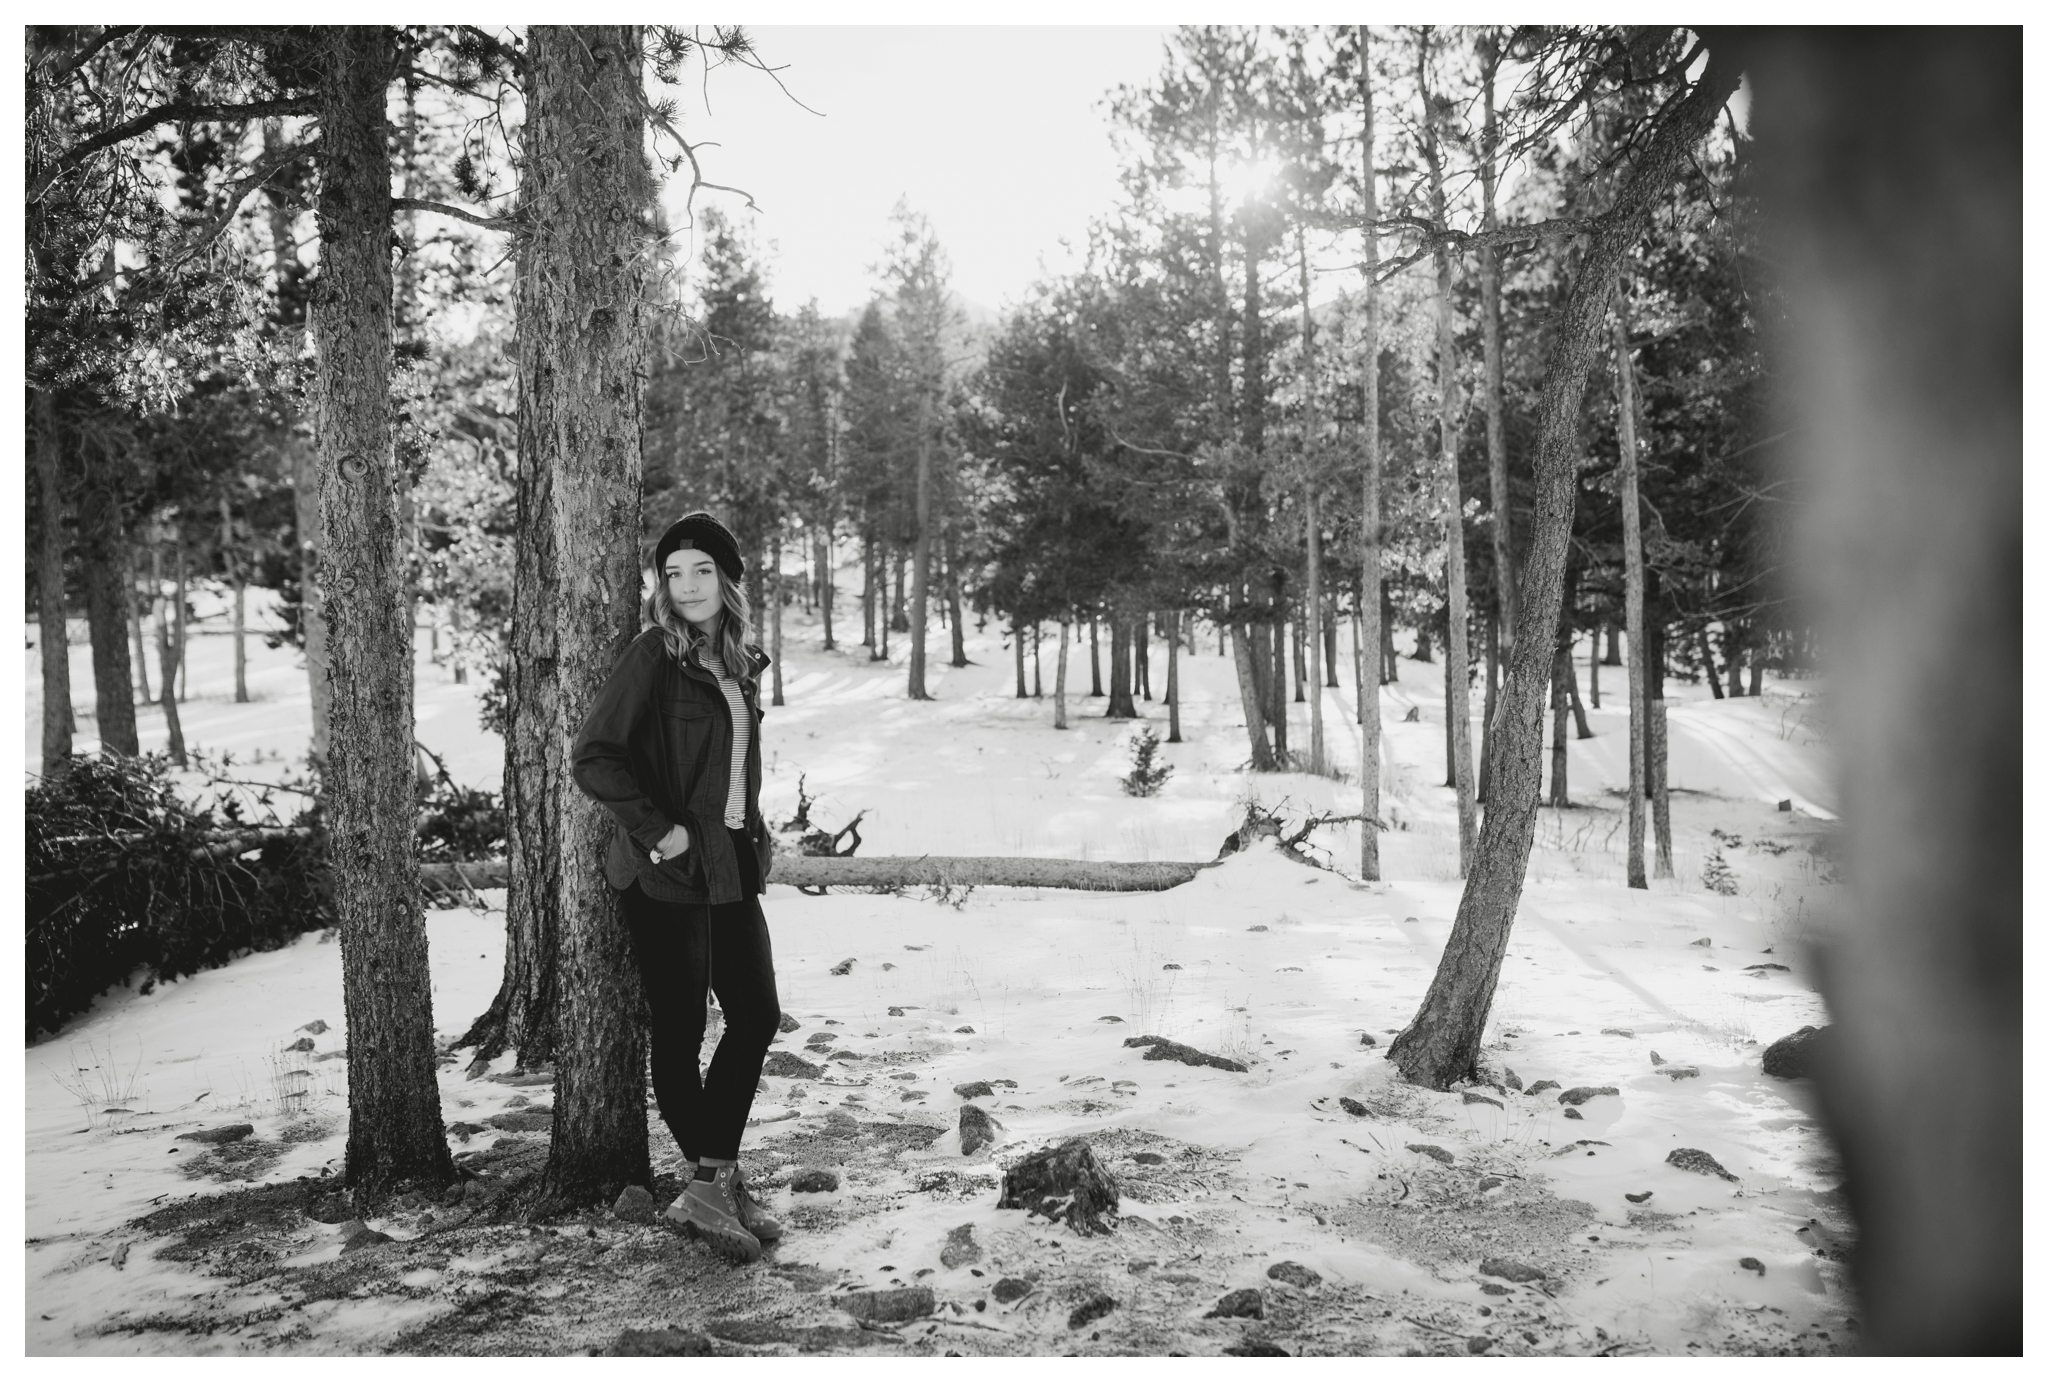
[24,580,1852,1355]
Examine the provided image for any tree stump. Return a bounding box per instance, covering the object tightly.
[997,1138,1119,1236]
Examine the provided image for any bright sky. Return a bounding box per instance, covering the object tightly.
[655,26,1173,319]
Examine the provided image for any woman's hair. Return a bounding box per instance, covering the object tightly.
[645,559,753,675]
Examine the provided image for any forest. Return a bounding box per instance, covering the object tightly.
[23,25,2018,1358]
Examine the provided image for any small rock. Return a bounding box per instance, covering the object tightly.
[1739,1257,1766,1276]
[955,1026,976,1035]
[607,1327,714,1357]
[1358,1033,1377,1047]
[843,1286,935,1324]
[612,1185,655,1223]
[762,1052,825,1080]
[991,1277,1034,1304]
[1122,1034,1247,1073]
[1761,1025,1829,1080]
[1662,1066,1701,1080]
[1745,963,1792,973]
[1162,963,1182,970]
[181,1123,255,1145]
[1068,1292,1117,1329]
[1601,1028,1634,1038]
[1266,1261,1322,1289]
[1563,1107,1584,1120]
[1133,1151,1167,1165]
[880,962,896,971]
[1502,1067,1522,1091]
[1406,1143,1454,1165]
[1462,1091,1504,1109]
[1478,1257,1546,1283]
[939,1223,982,1269]
[998,1139,1119,1236]
[285,1036,316,1052]
[1649,1050,1666,1065]
[789,1169,840,1193]
[111,1241,131,1270]
[1468,1336,1492,1353]
[447,1121,485,1139]
[1224,1343,1290,1357]
[1667,1147,1739,1181]
[1479,1283,1509,1296]
[1127,1258,1156,1274]
[1778,799,1793,811]
[1556,1086,1620,1106]
[1206,1288,1264,1320]
[1338,1097,1369,1118]
[1526,1080,1560,1096]
[485,1107,552,1133]
[298,1019,330,1035]
[341,1226,393,1253]
[953,1080,994,1099]
[777,1013,802,1033]
[1247,924,1268,932]
[959,1103,1001,1156]
[1625,1191,1653,1204]
[1477,1176,1503,1193]
[1691,937,1713,948]
[829,958,856,976]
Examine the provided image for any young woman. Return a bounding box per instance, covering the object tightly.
[571,511,783,1263]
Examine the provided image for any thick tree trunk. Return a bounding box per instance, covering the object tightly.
[1105,611,1137,719]
[907,418,933,700]
[292,435,333,769]
[1386,45,1741,1090]
[521,24,657,1213]
[1723,623,1745,697]
[312,23,452,1200]
[1053,616,1070,730]
[152,544,187,767]
[1229,614,1277,772]
[79,482,138,756]
[1617,306,1651,890]
[1165,610,1182,744]
[1604,624,1622,665]
[1757,31,2019,1352]
[33,389,74,777]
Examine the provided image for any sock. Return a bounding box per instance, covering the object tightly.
[693,1164,716,1183]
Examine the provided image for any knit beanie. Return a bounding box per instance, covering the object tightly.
[652,512,744,583]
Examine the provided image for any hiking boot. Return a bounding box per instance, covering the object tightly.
[733,1164,784,1242]
[665,1165,761,1263]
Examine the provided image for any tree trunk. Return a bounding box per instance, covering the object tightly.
[819,526,836,650]
[1723,623,1745,697]
[1478,32,1516,665]
[878,545,892,660]
[1547,629,1569,808]
[1106,611,1137,718]
[1136,612,1151,700]
[1323,594,1340,687]
[1648,612,1674,879]
[1032,622,1042,697]
[33,389,74,777]
[1617,304,1651,890]
[1307,493,1326,772]
[1013,620,1027,698]
[1478,608,1499,802]
[172,526,189,703]
[907,416,933,700]
[221,494,249,703]
[770,531,785,707]
[1088,615,1103,696]
[1386,45,1741,1090]
[292,435,333,769]
[1413,624,1430,663]
[1166,610,1182,744]
[890,547,908,633]
[1264,580,1289,762]
[130,558,152,703]
[152,542,187,767]
[521,24,657,1213]
[1565,650,1593,739]
[944,527,967,668]
[1290,606,1307,703]
[1754,29,2019,1350]
[311,23,453,1200]
[79,481,138,756]
[1053,616,1070,730]
[1587,623,1600,709]
[861,531,876,652]
[1605,624,1623,665]
[1229,610,1276,772]
[1422,44,1477,874]
[1381,587,1398,684]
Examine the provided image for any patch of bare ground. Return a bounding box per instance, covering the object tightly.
[1324,1160,1594,1280]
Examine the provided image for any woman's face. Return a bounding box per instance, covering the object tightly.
[664,552,722,633]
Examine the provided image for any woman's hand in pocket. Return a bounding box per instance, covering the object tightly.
[655,823,691,860]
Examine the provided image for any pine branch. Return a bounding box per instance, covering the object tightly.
[31,94,319,203]
[391,197,516,232]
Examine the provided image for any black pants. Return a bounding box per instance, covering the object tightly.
[621,827,780,1163]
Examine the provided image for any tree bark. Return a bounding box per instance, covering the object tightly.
[1587,623,1599,708]
[944,526,967,668]
[1105,610,1137,718]
[1264,578,1289,761]
[1013,620,1027,698]
[1478,608,1499,801]
[312,23,452,1199]
[1422,40,1477,873]
[292,434,333,768]
[1617,303,1651,890]
[520,24,658,1213]
[890,547,908,633]
[1547,627,1569,807]
[33,389,74,777]
[1755,29,2019,1351]
[1166,610,1182,744]
[1229,612,1277,772]
[1088,615,1103,696]
[79,481,139,756]
[151,541,187,767]
[1387,43,1742,1090]
[819,524,835,650]
[1053,616,1070,729]
[1604,624,1622,665]
[907,410,933,699]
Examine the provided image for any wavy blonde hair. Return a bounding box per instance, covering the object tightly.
[645,559,754,677]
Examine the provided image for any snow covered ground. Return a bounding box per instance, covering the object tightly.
[24,582,1852,1356]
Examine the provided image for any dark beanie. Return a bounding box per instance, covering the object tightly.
[652,512,744,582]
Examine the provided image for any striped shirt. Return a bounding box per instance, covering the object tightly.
[698,645,751,829]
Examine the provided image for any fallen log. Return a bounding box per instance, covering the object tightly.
[416,854,1214,893]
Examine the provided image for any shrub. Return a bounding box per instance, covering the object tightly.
[1121,726,1175,798]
